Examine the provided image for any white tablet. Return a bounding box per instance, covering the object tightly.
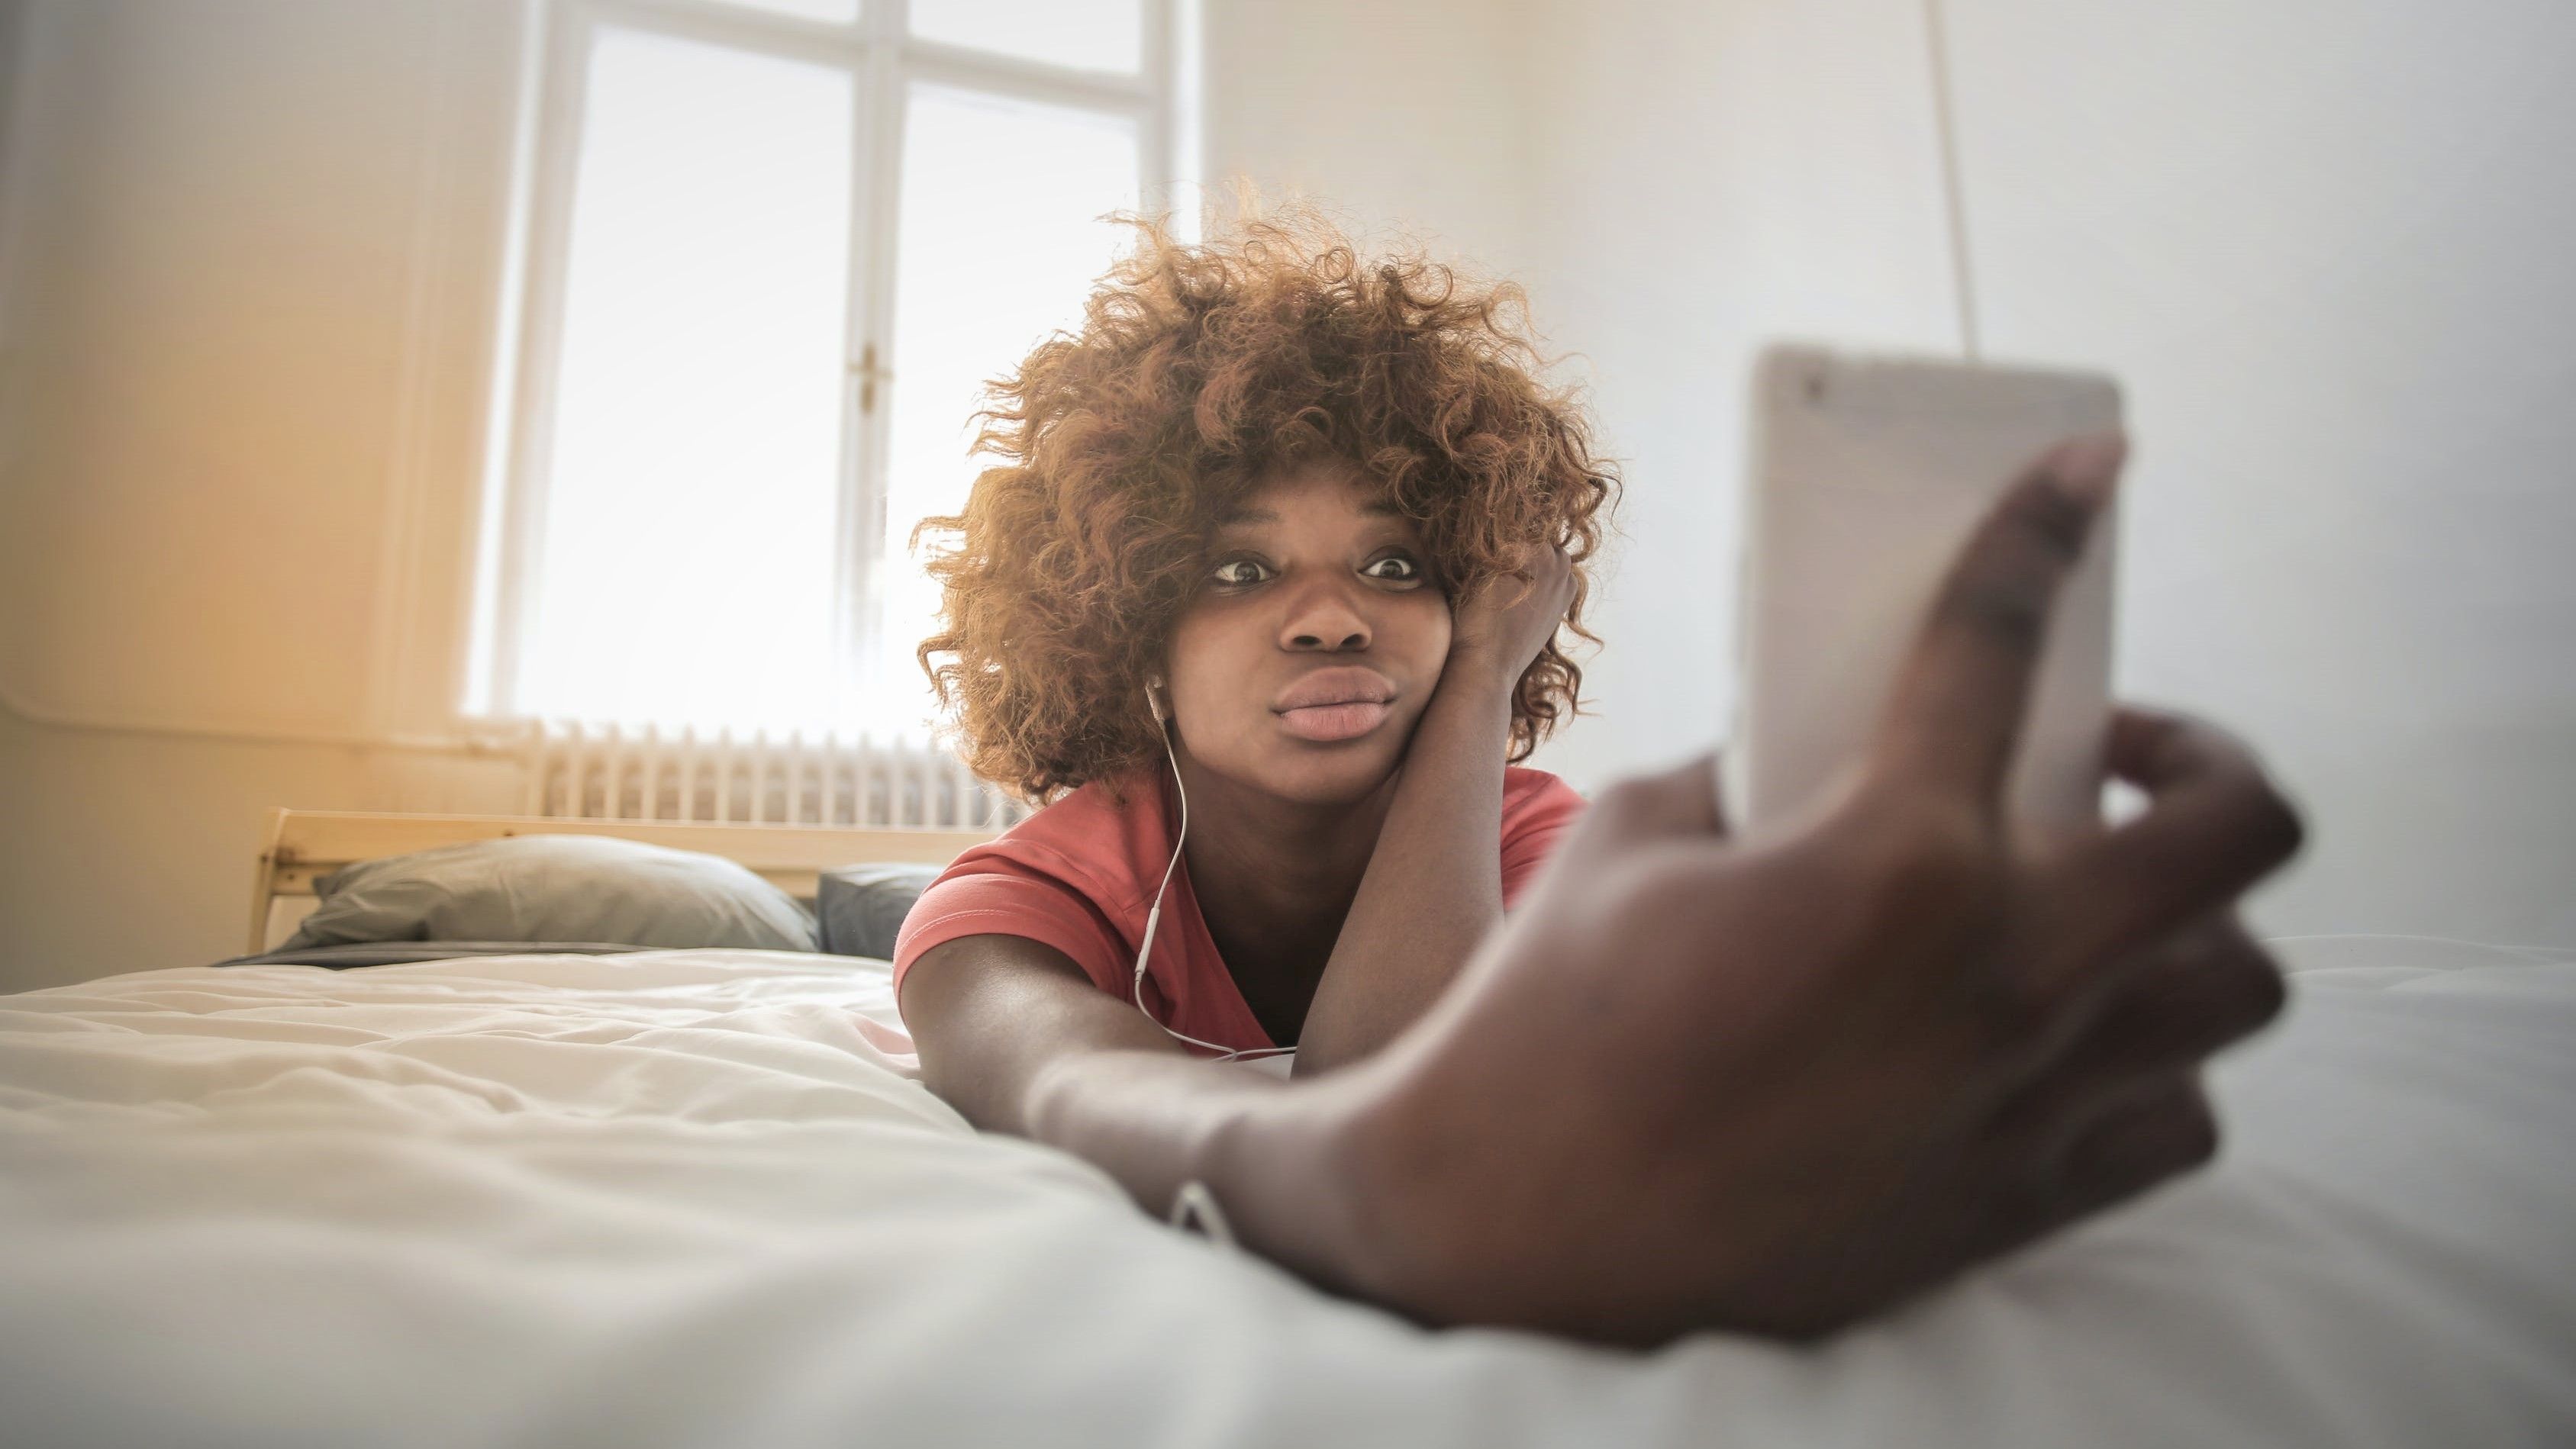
[1724,342,2125,833]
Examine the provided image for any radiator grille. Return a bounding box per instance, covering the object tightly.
[524,723,1026,830]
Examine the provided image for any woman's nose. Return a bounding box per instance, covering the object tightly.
[1277,575,1373,652]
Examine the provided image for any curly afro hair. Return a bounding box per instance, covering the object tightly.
[912,204,1619,804]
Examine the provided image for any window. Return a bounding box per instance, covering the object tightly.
[469,0,1195,742]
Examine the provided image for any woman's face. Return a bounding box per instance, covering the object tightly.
[1162,462,1452,806]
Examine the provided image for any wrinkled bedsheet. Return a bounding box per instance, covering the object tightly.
[2,939,2571,1448]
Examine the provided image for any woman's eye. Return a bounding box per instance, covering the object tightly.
[1364,554,1422,582]
[1211,558,1270,587]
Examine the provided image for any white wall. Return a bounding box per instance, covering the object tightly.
[1200,0,1542,277]
[1501,0,2576,945]
[1940,0,2576,943]
[0,0,517,739]
[0,0,530,991]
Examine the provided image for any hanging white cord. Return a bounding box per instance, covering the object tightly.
[1923,0,1983,362]
[1137,699,1292,1250]
[1132,714,1298,1065]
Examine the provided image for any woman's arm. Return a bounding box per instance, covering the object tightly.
[1291,545,1577,1076]
[901,935,1377,1290]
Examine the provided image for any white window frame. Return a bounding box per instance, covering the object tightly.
[470,0,1197,732]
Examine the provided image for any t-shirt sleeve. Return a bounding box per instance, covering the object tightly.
[1499,773,1589,910]
[890,852,1133,1019]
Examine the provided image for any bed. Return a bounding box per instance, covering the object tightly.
[2,814,2571,1447]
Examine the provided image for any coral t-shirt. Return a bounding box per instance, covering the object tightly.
[891,765,1588,1055]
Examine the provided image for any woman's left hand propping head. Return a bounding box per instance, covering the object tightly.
[1446,538,1576,689]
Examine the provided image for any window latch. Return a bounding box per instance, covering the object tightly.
[850,343,894,413]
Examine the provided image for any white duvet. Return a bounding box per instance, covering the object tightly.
[2,940,2572,1448]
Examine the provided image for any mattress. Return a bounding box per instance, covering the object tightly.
[2,940,2571,1447]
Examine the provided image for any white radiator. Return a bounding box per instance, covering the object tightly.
[522,723,1026,831]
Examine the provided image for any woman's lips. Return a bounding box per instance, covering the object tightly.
[1271,665,1397,742]
[1276,700,1390,742]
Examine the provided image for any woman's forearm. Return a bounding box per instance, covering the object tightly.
[905,937,1390,1296]
[1292,667,1516,1076]
[1017,1043,1387,1293]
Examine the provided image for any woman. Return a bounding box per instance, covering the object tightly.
[896,209,1614,1092]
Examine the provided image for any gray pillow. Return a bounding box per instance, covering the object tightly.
[815,863,943,961]
[282,835,820,953]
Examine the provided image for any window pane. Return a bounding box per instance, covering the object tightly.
[714,0,861,24]
[910,0,1143,74]
[875,85,1141,738]
[521,25,856,733]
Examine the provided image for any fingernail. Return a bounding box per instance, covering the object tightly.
[2048,430,2129,507]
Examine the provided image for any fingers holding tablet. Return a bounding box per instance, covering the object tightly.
[1872,431,2131,810]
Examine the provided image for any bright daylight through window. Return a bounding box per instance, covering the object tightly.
[473,0,1182,743]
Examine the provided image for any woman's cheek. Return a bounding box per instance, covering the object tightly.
[1414,590,1456,671]
[1164,613,1262,751]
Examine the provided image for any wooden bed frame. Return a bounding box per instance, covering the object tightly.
[247,808,1000,954]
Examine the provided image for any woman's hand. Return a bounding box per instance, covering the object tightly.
[1219,434,2306,1345]
[1443,539,1576,693]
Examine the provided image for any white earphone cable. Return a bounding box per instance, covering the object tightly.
[1167,1179,1242,1251]
[1133,689,1298,1066]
